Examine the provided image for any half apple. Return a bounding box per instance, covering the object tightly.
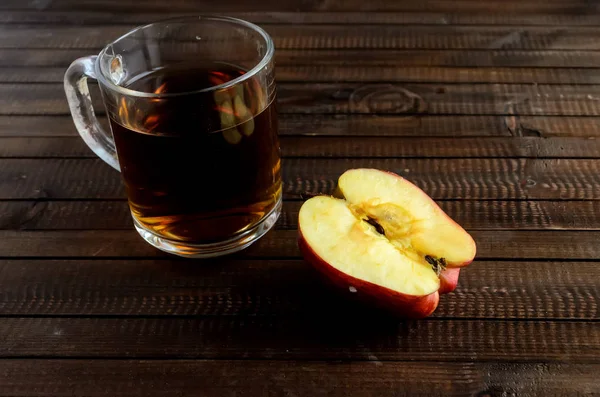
[298,168,476,318]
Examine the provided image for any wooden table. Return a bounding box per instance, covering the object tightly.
[1,1,600,395]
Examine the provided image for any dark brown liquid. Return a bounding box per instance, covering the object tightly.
[108,64,281,243]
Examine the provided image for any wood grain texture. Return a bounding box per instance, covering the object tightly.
[276,49,600,67]
[2,115,600,138]
[0,360,597,397]
[0,258,597,319]
[1,229,599,260]
[275,83,600,116]
[0,316,599,360]
[7,48,600,68]
[2,158,599,200]
[7,10,600,26]
[7,66,600,84]
[6,24,600,50]
[7,82,600,117]
[280,137,600,158]
[1,0,598,13]
[2,136,600,158]
[255,66,600,85]
[2,200,600,231]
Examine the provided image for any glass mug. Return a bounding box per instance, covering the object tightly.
[64,16,282,258]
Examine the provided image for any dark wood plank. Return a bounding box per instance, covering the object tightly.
[0,317,599,360]
[5,25,600,50]
[1,360,597,397]
[0,115,88,137]
[280,137,600,158]
[255,25,600,51]
[1,229,599,260]
[0,25,594,53]
[276,49,600,67]
[0,258,597,319]
[0,48,94,67]
[0,200,132,230]
[281,157,600,201]
[0,159,126,200]
[0,83,104,116]
[2,115,600,138]
[2,136,600,158]
[516,116,600,137]
[6,82,600,117]
[8,49,600,68]
[274,83,600,116]
[1,158,599,200]
[272,114,598,138]
[0,0,597,14]
[2,200,600,231]
[226,66,600,85]
[7,66,600,84]
[7,10,600,26]
[0,137,91,157]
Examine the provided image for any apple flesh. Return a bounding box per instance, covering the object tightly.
[298,168,476,318]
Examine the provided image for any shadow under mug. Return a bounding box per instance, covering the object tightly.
[64,16,282,258]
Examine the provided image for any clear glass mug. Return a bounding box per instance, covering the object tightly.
[64,16,282,258]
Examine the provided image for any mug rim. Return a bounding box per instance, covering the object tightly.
[94,15,274,99]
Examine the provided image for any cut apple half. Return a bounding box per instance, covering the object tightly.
[298,168,476,318]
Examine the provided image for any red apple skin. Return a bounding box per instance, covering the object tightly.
[298,230,440,319]
[438,268,460,294]
[379,169,477,268]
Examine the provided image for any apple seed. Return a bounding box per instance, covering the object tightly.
[425,255,447,276]
[365,217,385,236]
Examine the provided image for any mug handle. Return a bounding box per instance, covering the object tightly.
[64,55,120,171]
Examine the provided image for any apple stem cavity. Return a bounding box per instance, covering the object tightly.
[425,255,447,276]
[364,217,386,236]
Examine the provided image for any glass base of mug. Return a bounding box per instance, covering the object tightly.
[132,197,282,258]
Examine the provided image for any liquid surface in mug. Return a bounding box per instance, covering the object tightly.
[108,63,281,243]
